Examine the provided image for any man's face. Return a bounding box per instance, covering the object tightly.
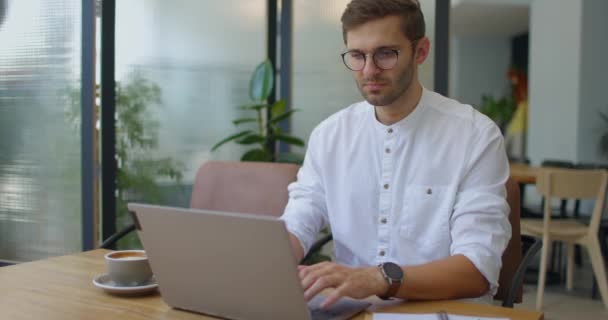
[345,15,423,107]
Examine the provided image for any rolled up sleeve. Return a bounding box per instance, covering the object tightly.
[450,122,511,296]
[280,128,329,255]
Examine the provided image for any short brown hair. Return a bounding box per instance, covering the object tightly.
[341,0,425,44]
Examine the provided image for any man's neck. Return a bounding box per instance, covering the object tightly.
[374,82,423,126]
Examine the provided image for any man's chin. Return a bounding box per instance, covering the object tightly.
[363,94,391,107]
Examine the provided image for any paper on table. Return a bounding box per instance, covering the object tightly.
[373,313,510,320]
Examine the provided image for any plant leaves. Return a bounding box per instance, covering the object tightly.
[241,149,273,162]
[239,104,267,111]
[270,109,300,124]
[268,124,282,135]
[270,100,286,119]
[236,134,266,145]
[210,130,252,151]
[249,60,274,102]
[272,134,305,146]
[232,118,257,125]
[276,152,305,164]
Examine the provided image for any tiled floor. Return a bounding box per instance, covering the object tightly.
[512,251,608,320]
[516,285,608,319]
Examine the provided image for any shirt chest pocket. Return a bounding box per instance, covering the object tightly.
[400,185,452,250]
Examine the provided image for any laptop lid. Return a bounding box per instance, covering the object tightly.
[127,203,311,320]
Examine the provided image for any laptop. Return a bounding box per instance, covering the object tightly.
[127,203,370,320]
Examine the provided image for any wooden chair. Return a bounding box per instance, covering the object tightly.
[521,168,608,310]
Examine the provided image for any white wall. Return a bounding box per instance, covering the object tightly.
[577,0,608,164]
[527,0,608,165]
[527,0,581,164]
[449,35,511,107]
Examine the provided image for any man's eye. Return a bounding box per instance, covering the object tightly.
[376,50,393,59]
[349,52,364,60]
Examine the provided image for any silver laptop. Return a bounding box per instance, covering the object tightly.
[127,203,370,320]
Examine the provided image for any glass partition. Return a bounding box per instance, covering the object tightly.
[0,0,83,262]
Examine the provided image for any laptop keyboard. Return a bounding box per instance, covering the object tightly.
[307,295,370,320]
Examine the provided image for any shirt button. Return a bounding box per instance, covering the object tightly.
[427,188,432,195]
[388,128,393,134]
[385,148,391,154]
[380,217,387,224]
[383,184,389,190]
[379,250,386,256]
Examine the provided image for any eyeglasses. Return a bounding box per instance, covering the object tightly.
[341,48,401,71]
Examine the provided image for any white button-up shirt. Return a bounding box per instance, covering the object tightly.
[281,88,511,302]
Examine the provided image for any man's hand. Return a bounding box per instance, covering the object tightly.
[298,262,389,308]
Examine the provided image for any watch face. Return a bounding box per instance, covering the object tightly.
[383,262,403,279]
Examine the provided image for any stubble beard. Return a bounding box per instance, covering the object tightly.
[357,60,415,107]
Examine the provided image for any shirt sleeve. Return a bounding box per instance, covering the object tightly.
[450,121,512,296]
[280,127,329,255]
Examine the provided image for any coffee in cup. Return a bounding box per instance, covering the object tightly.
[105,250,153,286]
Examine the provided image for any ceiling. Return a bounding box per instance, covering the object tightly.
[450,0,530,37]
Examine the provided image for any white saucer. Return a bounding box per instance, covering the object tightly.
[92,274,158,296]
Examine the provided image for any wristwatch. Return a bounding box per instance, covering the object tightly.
[377,262,403,300]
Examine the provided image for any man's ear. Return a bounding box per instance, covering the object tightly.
[414,37,430,65]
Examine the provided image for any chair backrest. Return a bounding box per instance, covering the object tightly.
[189,161,526,303]
[494,177,523,303]
[536,168,608,233]
[189,161,300,217]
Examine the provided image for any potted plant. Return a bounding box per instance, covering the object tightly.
[65,72,183,248]
[211,60,305,164]
[211,60,331,263]
[479,94,515,133]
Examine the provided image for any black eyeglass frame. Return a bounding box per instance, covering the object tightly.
[340,48,402,71]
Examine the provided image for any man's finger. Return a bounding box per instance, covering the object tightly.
[301,263,335,290]
[321,283,348,309]
[304,274,341,301]
[299,261,331,278]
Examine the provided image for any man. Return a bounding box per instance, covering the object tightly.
[280,0,511,309]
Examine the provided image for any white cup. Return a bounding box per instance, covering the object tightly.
[104,250,153,286]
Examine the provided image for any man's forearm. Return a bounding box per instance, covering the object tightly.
[288,233,305,263]
[394,255,489,300]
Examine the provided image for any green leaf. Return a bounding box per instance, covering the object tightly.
[232,118,257,125]
[236,134,266,145]
[211,130,252,151]
[272,134,305,146]
[249,60,274,101]
[268,124,282,135]
[276,152,305,164]
[239,104,267,111]
[270,109,300,124]
[241,149,273,162]
[270,100,286,119]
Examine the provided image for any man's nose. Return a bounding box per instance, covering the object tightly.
[362,56,381,78]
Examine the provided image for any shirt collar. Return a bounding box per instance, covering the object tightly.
[369,87,429,136]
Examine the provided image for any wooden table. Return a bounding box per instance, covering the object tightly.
[0,250,543,320]
[510,162,539,185]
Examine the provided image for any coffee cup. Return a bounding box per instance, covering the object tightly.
[104,250,153,286]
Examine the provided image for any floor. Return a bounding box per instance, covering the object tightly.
[512,250,608,320]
